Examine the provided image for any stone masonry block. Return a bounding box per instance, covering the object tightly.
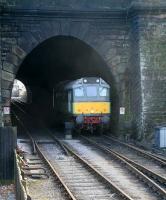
[12,46,26,60]
[3,62,16,73]
[2,80,13,90]
[7,54,21,67]
[1,89,10,98]
[2,70,14,82]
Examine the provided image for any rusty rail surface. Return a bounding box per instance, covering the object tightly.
[104,135,166,166]
[81,136,166,200]
[100,135,166,187]
[54,140,133,199]
[34,141,78,200]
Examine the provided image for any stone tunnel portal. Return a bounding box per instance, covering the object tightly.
[11,36,118,133]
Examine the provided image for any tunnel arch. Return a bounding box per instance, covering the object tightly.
[16,36,117,90]
[9,35,119,133]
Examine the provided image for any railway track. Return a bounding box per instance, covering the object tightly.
[17,142,71,200]
[36,134,134,200]
[13,107,134,200]
[62,136,166,200]
[104,135,166,164]
[34,141,77,200]
[15,113,76,200]
[13,101,166,199]
[92,135,166,188]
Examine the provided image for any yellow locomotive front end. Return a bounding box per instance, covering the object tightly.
[73,102,111,115]
[54,77,111,134]
[71,77,111,133]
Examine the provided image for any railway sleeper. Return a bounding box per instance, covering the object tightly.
[22,166,47,173]
[35,141,78,200]
[103,144,166,186]
[81,137,166,199]
[21,170,49,179]
[104,136,166,168]
[62,143,134,200]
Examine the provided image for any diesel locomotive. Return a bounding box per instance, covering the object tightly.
[54,77,111,133]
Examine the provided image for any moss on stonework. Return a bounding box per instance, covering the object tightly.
[140,20,166,142]
[141,26,166,70]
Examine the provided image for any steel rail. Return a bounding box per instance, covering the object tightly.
[61,141,134,200]
[104,135,166,166]
[12,101,69,156]
[81,136,166,199]
[150,154,166,163]
[45,133,134,199]
[35,133,132,200]
[105,135,166,164]
[90,137,166,188]
[12,110,36,154]
[46,131,69,156]
[13,109,77,200]
[109,135,166,163]
[112,147,166,186]
[34,141,77,200]
[12,102,166,198]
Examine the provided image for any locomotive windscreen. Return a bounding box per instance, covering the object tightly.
[99,87,109,97]
[86,86,97,97]
[74,87,84,97]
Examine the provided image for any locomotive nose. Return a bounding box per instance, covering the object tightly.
[73,102,110,114]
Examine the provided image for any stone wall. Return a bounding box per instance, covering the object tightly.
[138,13,166,144]
[0,0,131,10]
[129,1,166,144]
[0,0,166,144]
[0,4,130,135]
[129,14,143,140]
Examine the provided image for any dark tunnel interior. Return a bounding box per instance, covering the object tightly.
[11,36,119,133]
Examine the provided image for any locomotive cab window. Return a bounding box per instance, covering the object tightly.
[86,86,97,97]
[74,87,84,97]
[99,87,108,97]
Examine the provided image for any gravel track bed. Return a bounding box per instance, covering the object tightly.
[98,137,166,178]
[0,184,16,200]
[64,139,162,200]
[38,142,123,200]
[17,139,67,200]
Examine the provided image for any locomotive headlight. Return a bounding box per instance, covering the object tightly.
[76,115,84,124]
[101,116,110,124]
